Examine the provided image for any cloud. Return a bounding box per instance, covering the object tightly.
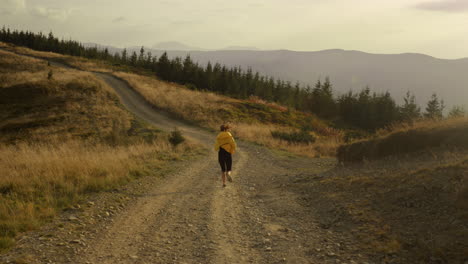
[113,16,126,23]
[169,19,202,26]
[0,0,26,15]
[414,0,468,12]
[31,7,70,21]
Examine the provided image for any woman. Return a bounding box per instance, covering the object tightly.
[214,124,237,187]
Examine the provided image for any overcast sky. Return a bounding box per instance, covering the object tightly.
[1,0,468,59]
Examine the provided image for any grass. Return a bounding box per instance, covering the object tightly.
[296,151,468,262]
[0,48,199,251]
[338,117,468,163]
[0,140,191,245]
[113,72,343,157]
[0,41,343,158]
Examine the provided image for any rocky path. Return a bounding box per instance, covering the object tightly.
[1,50,349,264]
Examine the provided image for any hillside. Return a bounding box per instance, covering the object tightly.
[338,118,468,163]
[120,47,468,109]
[1,42,467,264]
[293,149,468,262]
[0,41,342,158]
[0,48,198,251]
[317,119,468,262]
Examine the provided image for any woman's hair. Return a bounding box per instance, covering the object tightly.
[220,124,230,131]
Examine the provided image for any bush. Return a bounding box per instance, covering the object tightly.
[271,130,316,144]
[344,130,369,143]
[169,127,185,147]
[185,83,198,90]
[47,70,53,80]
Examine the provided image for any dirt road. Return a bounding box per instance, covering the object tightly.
[0,53,349,264]
[78,72,337,264]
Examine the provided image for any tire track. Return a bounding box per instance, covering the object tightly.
[79,156,217,263]
[209,149,265,264]
[0,48,330,264]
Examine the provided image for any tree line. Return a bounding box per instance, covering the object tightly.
[1,27,465,131]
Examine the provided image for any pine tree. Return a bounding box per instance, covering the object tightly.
[182,55,194,84]
[2,26,423,131]
[138,46,145,65]
[103,48,109,60]
[130,51,138,66]
[448,105,466,118]
[157,52,170,80]
[424,93,444,119]
[121,48,128,63]
[400,91,421,122]
[308,77,337,119]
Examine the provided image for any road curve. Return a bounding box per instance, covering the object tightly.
[80,70,323,264]
[0,49,339,264]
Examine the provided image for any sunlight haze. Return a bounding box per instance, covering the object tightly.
[1,0,468,58]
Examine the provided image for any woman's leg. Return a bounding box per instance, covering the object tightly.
[221,171,226,186]
[218,149,227,186]
[226,153,233,182]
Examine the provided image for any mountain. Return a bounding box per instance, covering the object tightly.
[82,42,122,54]
[221,46,260,51]
[151,41,203,51]
[96,43,468,108]
[144,49,468,108]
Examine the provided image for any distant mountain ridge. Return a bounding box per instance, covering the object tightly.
[86,42,468,108]
[151,41,204,51]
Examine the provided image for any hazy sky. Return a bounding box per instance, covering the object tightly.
[1,0,468,58]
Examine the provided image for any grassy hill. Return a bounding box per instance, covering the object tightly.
[305,118,468,262]
[0,42,342,158]
[2,41,467,262]
[338,118,468,163]
[0,48,198,251]
[0,42,338,251]
[295,150,467,262]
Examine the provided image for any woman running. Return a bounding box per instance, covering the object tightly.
[214,124,237,187]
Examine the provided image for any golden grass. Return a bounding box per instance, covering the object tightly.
[1,41,343,157]
[0,50,133,144]
[232,123,341,157]
[114,71,229,128]
[301,151,468,262]
[114,72,343,157]
[0,140,189,250]
[338,117,468,163]
[375,116,468,137]
[0,48,199,250]
[0,42,63,59]
[0,42,116,73]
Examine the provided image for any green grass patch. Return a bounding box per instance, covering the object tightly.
[0,237,15,251]
[271,130,316,144]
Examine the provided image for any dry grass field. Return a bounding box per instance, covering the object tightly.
[114,72,342,157]
[294,150,468,262]
[338,117,468,163]
[1,41,467,263]
[0,42,343,158]
[0,49,198,250]
[316,117,468,262]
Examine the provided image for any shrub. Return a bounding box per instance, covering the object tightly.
[47,70,53,80]
[344,130,369,143]
[185,83,197,90]
[271,130,316,144]
[168,127,185,147]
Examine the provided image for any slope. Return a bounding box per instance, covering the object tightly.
[1,43,466,264]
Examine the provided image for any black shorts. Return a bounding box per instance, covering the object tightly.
[218,147,232,172]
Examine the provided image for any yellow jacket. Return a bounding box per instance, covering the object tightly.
[214,131,237,154]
